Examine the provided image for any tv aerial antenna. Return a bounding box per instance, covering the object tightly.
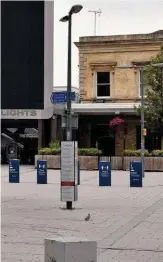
[88,8,102,35]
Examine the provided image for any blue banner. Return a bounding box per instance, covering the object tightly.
[37,160,47,184]
[9,159,20,183]
[99,161,111,186]
[130,162,142,187]
[51,91,76,104]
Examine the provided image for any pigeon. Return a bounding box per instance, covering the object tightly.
[85,213,91,221]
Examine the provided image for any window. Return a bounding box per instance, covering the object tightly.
[139,70,151,97]
[96,72,110,98]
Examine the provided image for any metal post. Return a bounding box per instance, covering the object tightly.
[66,14,72,210]
[94,12,97,35]
[140,67,145,178]
[161,68,163,147]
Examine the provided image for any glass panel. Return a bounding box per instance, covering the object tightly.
[97,72,110,84]
[97,84,110,97]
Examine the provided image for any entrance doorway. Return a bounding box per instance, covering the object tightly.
[98,136,115,156]
[97,124,115,156]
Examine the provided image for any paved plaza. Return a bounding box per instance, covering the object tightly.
[1,165,163,262]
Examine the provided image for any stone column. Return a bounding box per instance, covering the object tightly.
[115,125,124,156]
[38,119,51,151]
[51,117,57,142]
[38,119,44,151]
[125,123,136,150]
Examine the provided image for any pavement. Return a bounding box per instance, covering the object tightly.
[1,165,163,262]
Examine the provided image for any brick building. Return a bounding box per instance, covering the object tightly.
[72,30,163,156]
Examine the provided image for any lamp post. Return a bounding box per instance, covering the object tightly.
[140,67,145,177]
[60,5,83,210]
[117,63,163,178]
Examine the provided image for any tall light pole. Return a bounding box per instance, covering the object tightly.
[140,67,145,177]
[60,4,83,210]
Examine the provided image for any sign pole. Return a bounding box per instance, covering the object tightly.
[66,13,72,210]
[61,141,78,206]
[140,67,145,178]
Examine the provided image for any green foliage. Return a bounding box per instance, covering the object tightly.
[123,149,150,156]
[39,148,60,155]
[78,148,102,156]
[136,46,163,130]
[39,147,102,156]
[49,139,60,149]
[150,150,163,157]
[123,149,163,157]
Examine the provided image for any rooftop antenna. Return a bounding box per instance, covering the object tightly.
[88,8,102,35]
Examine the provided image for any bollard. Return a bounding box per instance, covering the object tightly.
[9,159,20,183]
[45,237,97,262]
[37,160,47,184]
[78,161,80,185]
[99,161,111,186]
[130,162,142,187]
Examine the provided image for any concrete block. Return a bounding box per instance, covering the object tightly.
[45,236,97,262]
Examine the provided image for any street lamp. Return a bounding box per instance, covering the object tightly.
[117,63,163,178]
[60,4,83,210]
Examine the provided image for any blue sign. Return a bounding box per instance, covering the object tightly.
[130,162,142,187]
[37,160,47,184]
[99,161,111,186]
[51,91,76,104]
[9,159,20,183]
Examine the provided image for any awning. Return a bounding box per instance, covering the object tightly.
[71,102,140,115]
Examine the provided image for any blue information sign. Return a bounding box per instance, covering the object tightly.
[130,162,142,187]
[9,159,20,183]
[99,161,111,186]
[51,91,76,104]
[37,160,47,184]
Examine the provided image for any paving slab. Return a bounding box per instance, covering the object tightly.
[1,165,163,261]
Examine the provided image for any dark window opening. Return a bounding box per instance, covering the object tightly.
[96,72,110,97]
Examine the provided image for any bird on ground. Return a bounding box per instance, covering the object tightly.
[85,213,91,221]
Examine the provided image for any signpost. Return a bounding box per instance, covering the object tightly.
[61,141,78,202]
[61,114,78,129]
[37,160,47,184]
[130,162,142,187]
[9,159,20,183]
[99,161,111,186]
[51,91,76,104]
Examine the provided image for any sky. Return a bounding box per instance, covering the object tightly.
[53,0,163,87]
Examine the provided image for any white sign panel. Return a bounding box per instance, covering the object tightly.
[61,141,78,202]
[61,187,75,202]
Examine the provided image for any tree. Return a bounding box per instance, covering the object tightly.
[138,46,163,132]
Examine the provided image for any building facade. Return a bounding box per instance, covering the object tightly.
[73,30,163,156]
[1,0,54,164]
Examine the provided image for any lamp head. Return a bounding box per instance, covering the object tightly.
[69,4,83,15]
[60,15,69,22]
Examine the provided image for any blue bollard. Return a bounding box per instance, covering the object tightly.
[130,162,142,187]
[37,160,47,184]
[78,161,80,185]
[99,161,111,186]
[9,159,20,183]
